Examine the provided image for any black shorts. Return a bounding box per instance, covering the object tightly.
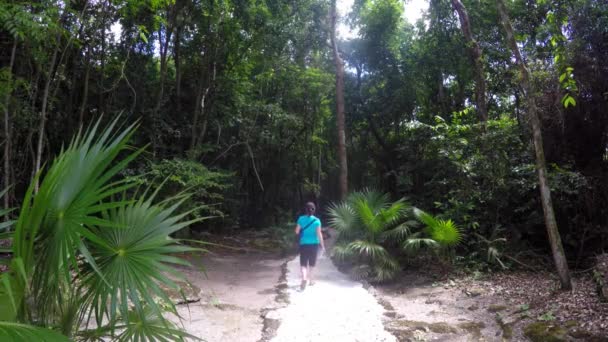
[299,244,319,267]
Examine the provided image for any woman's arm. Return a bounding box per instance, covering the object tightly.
[316,226,325,251]
[295,224,301,235]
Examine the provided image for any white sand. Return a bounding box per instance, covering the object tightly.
[270,253,396,342]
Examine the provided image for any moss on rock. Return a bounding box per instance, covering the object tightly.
[524,322,568,342]
[457,321,485,338]
[487,304,508,313]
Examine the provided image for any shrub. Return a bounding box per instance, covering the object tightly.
[328,190,416,282]
[129,158,232,225]
[0,120,200,341]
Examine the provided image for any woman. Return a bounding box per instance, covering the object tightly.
[294,202,325,290]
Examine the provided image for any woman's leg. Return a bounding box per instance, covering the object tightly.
[299,246,308,280]
[300,245,310,289]
[307,244,319,284]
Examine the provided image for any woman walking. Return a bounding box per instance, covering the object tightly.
[295,202,325,290]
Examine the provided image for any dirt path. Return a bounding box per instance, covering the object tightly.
[168,244,608,342]
[168,253,286,341]
[169,239,507,341]
[267,253,396,342]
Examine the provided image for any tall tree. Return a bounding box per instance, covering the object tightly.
[3,39,17,212]
[330,0,348,199]
[451,0,487,122]
[496,0,572,290]
[151,3,176,155]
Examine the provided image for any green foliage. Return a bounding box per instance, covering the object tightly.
[132,158,232,220]
[0,322,70,342]
[413,208,461,247]
[2,0,608,278]
[328,190,415,282]
[0,121,200,341]
[537,311,556,322]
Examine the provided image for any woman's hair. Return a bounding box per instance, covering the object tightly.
[305,202,316,216]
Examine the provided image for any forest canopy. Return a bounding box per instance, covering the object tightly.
[1,0,608,267]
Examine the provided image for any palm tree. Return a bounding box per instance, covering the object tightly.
[403,208,462,257]
[328,190,416,282]
[0,119,201,341]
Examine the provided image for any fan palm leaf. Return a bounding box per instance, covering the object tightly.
[346,240,391,262]
[380,220,418,243]
[0,322,70,342]
[10,119,143,325]
[347,189,389,212]
[377,200,409,227]
[326,202,358,233]
[403,232,440,254]
[332,243,356,262]
[329,190,411,281]
[413,208,461,247]
[78,192,201,334]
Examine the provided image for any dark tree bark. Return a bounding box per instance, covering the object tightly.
[330,0,348,200]
[496,0,572,290]
[451,0,488,122]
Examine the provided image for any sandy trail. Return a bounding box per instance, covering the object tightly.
[269,253,396,342]
[168,254,285,342]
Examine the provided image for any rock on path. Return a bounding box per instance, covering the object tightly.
[270,253,396,342]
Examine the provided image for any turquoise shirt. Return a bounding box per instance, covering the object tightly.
[297,215,321,245]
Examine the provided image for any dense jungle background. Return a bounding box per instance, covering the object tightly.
[1,0,608,279]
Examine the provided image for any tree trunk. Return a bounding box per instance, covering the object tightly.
[451,0,488,122]
[191,69,205,150]
[34,44,60,193]
[98,0,107,115]
[152,19,174,155]
[330,0,348,200]
[496,0,572,290]
[174,26,182,113]
[79,46,91,129]
[3,40,17,213]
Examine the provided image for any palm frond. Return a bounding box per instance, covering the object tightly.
[0,187,14,220]
[0,187,15,253]
[377,199,409,227]
[353,198,380,235]
[348,189,388,212]
[331,244,356,262]
[413,208,437,229]
[428,219,461,246]
[9,118,142,325]
[326,202,358,233]
[79,192,201,331]
[371,263,398,282]
[0,322,70,342]
[351,264,372,281]
[403,236,440,254]
[346,240,391,262]
[380,221,415,243]
[413,208,461,247]
[113,307,200,342]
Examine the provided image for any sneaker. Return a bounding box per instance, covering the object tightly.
[300,280,307,290]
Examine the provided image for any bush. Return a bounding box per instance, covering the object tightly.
[0,121,200,341]
[129,158,232,226]
[328,190,416,282]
